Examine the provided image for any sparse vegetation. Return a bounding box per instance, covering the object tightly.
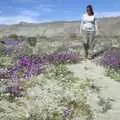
[98,97,112,113]
[0,56,12,67]
[106,69,120,81]
[101,48,120,69]
[0,65,93,120]
[9,34,18,40]
[0,18,120,120]
[27,37,37,47]
[0,43,5,56]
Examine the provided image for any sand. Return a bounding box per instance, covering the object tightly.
[68,60,120,120]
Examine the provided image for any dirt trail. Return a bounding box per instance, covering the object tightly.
[68,60,120,120]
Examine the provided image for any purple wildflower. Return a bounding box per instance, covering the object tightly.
[63,108,72,118]
[6,85,23,97]
[10,51,80,81]
[48,51,80,64]
[19,56,31,67]
[101,48,120,69]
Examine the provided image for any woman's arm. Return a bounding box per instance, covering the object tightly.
[80,16,84,35]
[95,18,99,35]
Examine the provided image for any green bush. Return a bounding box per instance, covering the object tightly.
[0,56,12,67]
[9,34,18,40]
[0,43,5,56]
[27,37,37,47]
[69,33,78,40]
[106,69,120,81]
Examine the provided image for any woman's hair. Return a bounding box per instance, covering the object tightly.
[86,4,94,15]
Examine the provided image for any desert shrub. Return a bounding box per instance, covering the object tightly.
[27,37,37,47]
[106,69,120,81]
[0,56,12,67]
[12,42,33,58]
[69,33,78,40]
[18,35,25,40]
[0,43,5,56]
[9,34,18,40]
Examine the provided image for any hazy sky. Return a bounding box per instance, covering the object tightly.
[0,0,120,24]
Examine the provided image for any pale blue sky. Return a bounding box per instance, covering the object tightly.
[0,0,120,24]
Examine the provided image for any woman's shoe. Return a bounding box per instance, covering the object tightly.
[88,50,93,59]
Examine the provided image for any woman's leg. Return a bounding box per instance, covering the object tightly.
[90,31,96,51]
[88,31,96,58]
[82,30,89,58]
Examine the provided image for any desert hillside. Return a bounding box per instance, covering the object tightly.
[0,17,120,37]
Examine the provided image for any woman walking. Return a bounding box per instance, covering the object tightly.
[80,4,98,59]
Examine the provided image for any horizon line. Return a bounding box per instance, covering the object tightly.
[0,15,120,26]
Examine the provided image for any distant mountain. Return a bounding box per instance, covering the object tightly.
[0,24,7,27]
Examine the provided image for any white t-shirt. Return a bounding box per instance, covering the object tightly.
[81,14,96,32]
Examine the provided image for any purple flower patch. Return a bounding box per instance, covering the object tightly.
[101,48,120,69]
[10,51,81,81]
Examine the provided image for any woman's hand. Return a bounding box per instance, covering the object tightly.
[96,25,100,36]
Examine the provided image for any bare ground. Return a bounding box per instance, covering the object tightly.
[68,60,120,120]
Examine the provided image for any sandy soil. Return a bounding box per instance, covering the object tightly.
[68,60,120,120]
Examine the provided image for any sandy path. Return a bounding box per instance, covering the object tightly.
[68,60,120,120]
